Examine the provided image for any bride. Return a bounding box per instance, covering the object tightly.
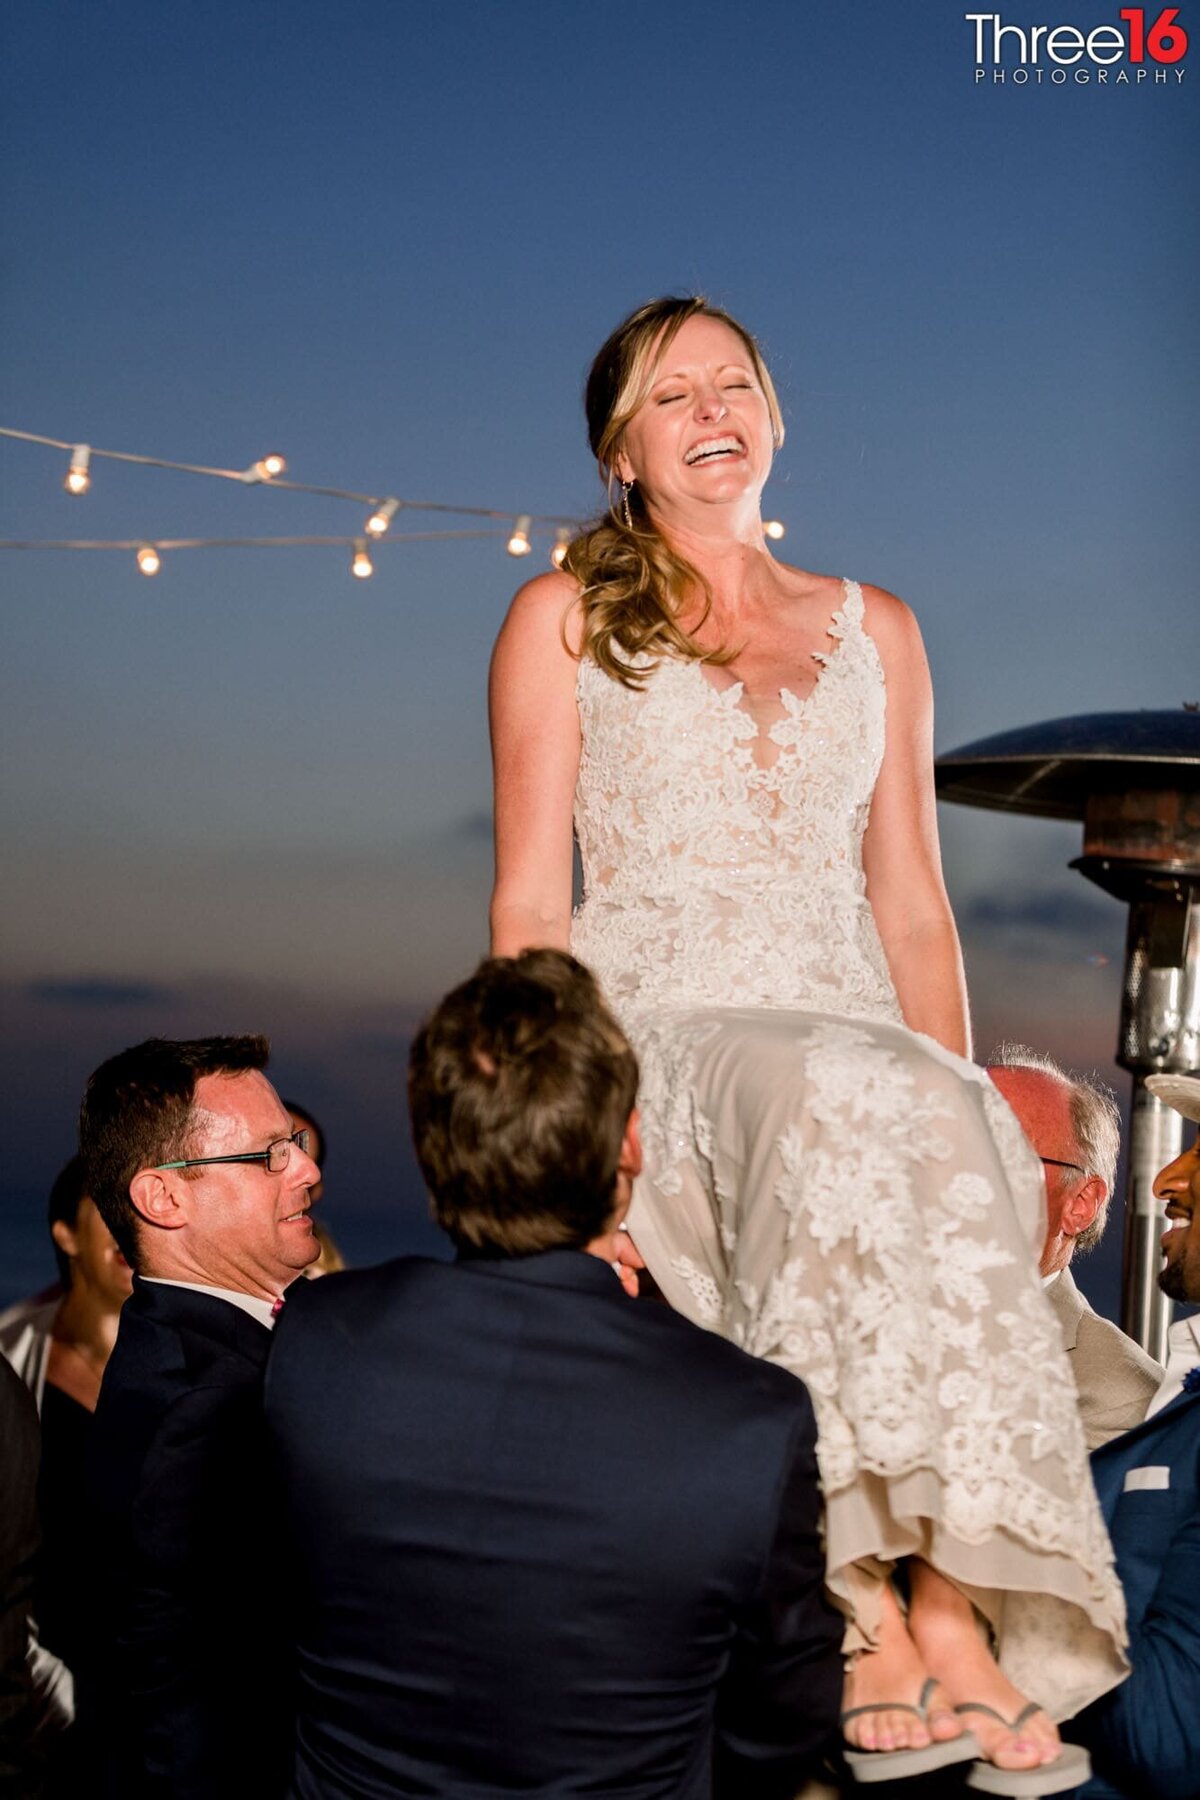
[489,296,1125,1782]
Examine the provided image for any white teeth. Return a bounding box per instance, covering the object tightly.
[685,436,742,465]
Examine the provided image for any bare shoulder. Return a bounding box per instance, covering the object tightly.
[769,562,911,631]
[856,581,926,667]
[857,580,920,637]
[498,569,583,651]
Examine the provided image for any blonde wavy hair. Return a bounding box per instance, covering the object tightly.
[562,296,785,688]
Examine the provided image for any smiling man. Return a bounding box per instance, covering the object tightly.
[77,1035,320,1798]
[1067,1071,1200,1800]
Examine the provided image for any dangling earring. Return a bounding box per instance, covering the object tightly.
[621,481,633,530]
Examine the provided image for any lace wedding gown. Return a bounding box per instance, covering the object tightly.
[570,579,1126,1719]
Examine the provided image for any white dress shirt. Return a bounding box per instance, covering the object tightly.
[1144,1313,1200,1418]
[142,1277,278,1331]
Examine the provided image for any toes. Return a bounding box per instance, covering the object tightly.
[846,1710,932,1753]
[990,1737,1044,1772]
[982,1723,1059,1771]
[880,1711,930,1751]
[922,1684,963,1742]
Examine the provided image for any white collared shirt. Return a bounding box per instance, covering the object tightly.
[1145,1313,1200,1418]
[142,1277,278,1332]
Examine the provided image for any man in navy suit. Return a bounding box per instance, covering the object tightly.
[1068,1071,1200,1800]
[265,951,843,1800]
[79,1035,323,1796]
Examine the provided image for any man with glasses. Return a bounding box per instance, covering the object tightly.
[988,1044,1160,1449]
[77,1035,320,1797]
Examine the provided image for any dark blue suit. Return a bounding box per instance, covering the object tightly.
[83,1278,292,1798]
[265,1250,842,1800]
[1069,1385,1200,1799]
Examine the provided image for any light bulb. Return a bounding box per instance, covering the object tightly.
[507,514,533,557]
[550,528,570,569]
[351,540,373,579]
[136,545,161,576]
[366,497,400,537]
[65,444,91,495]
[764,519,786,541]
[243,453,287,483]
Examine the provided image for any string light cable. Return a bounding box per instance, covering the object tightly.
[0,425,786,573]
[0,530,518,577]
[0,425,576,524]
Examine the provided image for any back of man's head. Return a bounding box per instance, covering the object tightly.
[408,951,638,1256]
[79,1035,270,1270]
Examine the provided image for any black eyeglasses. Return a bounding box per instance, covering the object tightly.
[157,1129,310,1176]
[1040,1155,1086,1178]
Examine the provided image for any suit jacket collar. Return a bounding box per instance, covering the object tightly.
[128,1273,272,1366]
[454,1246,629,1301]
[1047,1265,1087,1348]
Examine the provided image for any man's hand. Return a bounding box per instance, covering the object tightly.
[586,1223,646,1297]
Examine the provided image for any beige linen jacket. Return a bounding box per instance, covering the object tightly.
[1047,1265,1162,1450]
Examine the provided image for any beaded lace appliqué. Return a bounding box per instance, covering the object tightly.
[572,579,902,1030]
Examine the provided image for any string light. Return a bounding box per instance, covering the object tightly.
[242,453,287,483]
[550,527,570,568]
[136,545,161,576]
[1,427,578,530]
[764,519,786,541]
[365,497,400,537]
[350,539,374,579]
[507,514,532,557]
[65,445,91,495]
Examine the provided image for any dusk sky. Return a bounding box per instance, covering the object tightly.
[2,1,1196,1307]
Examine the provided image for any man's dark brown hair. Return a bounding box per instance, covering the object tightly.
[79,1036,270,1269]
[408,950,638,1255]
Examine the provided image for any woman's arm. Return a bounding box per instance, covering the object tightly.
[489,571,582,956]
[859,588,972,1058]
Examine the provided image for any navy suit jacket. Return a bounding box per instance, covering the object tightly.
[1070,1384,1200,1799]
[265,1249,842,1800]
[83,1277,292,1798]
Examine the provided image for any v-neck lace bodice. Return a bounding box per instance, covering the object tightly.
[572,578,902,1023]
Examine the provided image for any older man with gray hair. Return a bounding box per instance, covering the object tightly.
[988,1044,1160,1449]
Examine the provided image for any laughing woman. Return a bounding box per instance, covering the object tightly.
[489,296,1125,1786]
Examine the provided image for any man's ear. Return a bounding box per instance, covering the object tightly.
[1063,1176,1104,1240]
[49,1217,79,1261]
[618,1110,642,1184]
[608,1110,643,1230]
[128,1170,189,1234]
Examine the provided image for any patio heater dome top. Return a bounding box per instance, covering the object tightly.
[934,708,1200,821]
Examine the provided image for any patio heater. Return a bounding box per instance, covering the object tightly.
[935,709,1200,1362]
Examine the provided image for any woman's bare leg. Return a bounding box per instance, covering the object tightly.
[907,1560,1062,1770]
[840,1579,962,1752]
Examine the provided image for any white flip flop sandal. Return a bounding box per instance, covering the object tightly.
[842,1676,982,1784]
[957,1702,1092,1796]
